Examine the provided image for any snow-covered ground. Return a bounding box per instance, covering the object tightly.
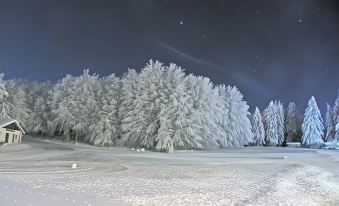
[1,137,339,206]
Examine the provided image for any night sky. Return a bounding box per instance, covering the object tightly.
[0,0,338,113]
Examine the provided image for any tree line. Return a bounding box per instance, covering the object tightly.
[0,60,338,151]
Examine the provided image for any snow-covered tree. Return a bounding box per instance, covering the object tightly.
[25,82,53,135]
[252,107,265,146]
[155,66,211,152]
[218,85,253,147]
[185,75,224,149]
[0,73,8,101]
[119,69,139,144]
[276,101,285,145]
[0,79,29,127]
[263,101,279,146]
[49,74,77,138]
[87,74,120,146]
[263,101,284,146]
[285,102,298,141]
[119,61,224,152]
[70,70,102,143]
[302,96,324,148]
[50,70,102,143]
[119,60,165,149]
[333,90,339,141]
[325,104,336,142]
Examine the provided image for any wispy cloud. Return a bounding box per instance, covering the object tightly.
[158,41,272,96]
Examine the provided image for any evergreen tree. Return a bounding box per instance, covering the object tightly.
[186,75,224,149]
[119,61,224,152]
[49,74,77,138]
[333,90,339,141]
[25,82,52,135]
[119,60,165,149]
[155,65,211,152]
[0,73,8,102]
[87,74,120,146]
[0,78,29,127]
[119,69,138,143]
[276,101,285,145]
[252,107,265,146]
[263,101,279,146]
[302,96,324,148]
[218,85,253,147]
[325,104,336,142]
[51,70,102,143]
[285,102,298,141]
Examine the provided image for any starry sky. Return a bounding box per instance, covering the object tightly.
[0,0,338,113]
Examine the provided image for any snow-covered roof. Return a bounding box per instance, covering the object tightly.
[0,116,25,134]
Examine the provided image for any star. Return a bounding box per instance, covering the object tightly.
[179,21,184,25]
[298,18,302,23]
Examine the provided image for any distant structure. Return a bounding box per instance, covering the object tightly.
[0,116,25,144]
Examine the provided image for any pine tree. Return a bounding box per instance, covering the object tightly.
[25,82,52,135]
[263,101,279,146]
[50,70,102,143]
[333,90,339,141]
[119,61,224,152]
[0,73,8,102]
[119,69,140,146]
[49,74,77,138]
[302,96,324,148]
[285,102,298,141]
[276,101,285,145]
[87,74,120,146]
[71,70,102,143]
[252,107,265,146]
[325,104,336,142]
[0,79,29,127]
[185,75,224,149]
[218,85,253,147]
[119,60,165,149]
[155,64,202,152]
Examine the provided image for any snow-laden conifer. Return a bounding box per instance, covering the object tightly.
[333,90,339,141]
[218,85,253,147]
[276,101,285,145]
[252,107,265,146]
[325,104,336,142]
[285,102,298,141]
[87,74,120,146]
[301,96,324,147]
[185,75,224,149]
[263,101,278,146]
[119,60,164,149]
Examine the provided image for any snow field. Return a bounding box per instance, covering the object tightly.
[1,139,339,206]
